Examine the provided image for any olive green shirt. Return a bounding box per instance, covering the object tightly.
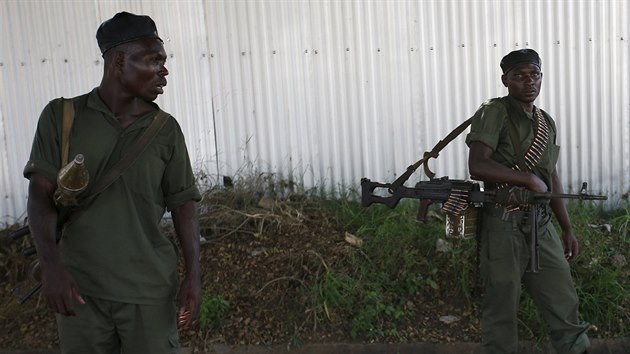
[24,88,201,304]
[465,95,560,189]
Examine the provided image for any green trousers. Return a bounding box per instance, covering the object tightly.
[479,207,590,354]
[56,295,180,354]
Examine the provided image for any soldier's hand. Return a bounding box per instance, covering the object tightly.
[526,173,548,193]
[41,262,85,316]
[562,230,579,261]
[177,275,201,329]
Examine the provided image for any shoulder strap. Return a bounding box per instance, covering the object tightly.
[62,110,170,227]
[89,110,170,196]
[389,117,473,191]
[422,117,474,178]
[61,99,75,167]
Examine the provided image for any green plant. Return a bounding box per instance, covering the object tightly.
[351,289,405,339]
[198,293,230,330]
[192,173,630,344]
[611,205,630,242]
[317,270,355,320]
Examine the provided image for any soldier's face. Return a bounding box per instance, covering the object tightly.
[501,64,542,104]
[119,38,168,102]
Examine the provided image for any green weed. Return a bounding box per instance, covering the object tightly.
[198,293,230,330]
[611,205,630,242]
[316,270,355,320]
[196,174,630,343]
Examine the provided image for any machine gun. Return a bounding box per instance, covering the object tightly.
[361,177,607,220]
[361,177,607,272]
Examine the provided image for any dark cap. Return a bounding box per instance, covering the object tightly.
[500,49,541,73]
[96,12,163,55]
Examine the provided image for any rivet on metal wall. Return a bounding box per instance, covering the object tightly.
[377,48,380,52]
[515,42,519,46]
[241,52,245,56]
[525,42,529,45]
[430,47,434,50]
[493,43,497,47]
[556,40,560,44]
[210,54,214,58]
[20,62,25,66]
[41,58,46,63]
[410,48,414,51]
[94,60,100,65]
[314,50,318,54]
[202,53,206,58]
[0,63,4,66]
[272,50,276,54]
[305,49,308,53]
[170,53,174,58]
[346,48,349,51]
[589,38,592,41]
[461,44,465,47]
[64,59,68,63]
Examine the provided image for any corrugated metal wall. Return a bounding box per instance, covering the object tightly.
[1,0,628,224]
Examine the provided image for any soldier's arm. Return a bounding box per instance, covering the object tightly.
[172,200,201,329]
[549,168,579,260]
[468,141,547,192]
[28,174,84,315]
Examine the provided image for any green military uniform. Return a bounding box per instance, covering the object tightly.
[465,95,590,354]
[24,88,201,353]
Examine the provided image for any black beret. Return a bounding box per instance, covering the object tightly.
[96,12,163,55]
[500,49,541,73]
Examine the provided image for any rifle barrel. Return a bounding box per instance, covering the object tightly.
[8,225,30,241]
[535,192,608,201]
[16,282,42,304]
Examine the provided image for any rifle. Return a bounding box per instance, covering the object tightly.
[362,177,606,218]
[6,224,62,304]
[361,177,607,272]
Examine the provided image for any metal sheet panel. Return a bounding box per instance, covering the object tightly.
[1,0,628,223]
[203,0,629,200]
[0,0,102,224]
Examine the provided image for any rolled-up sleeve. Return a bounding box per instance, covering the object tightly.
[465,101,507,151]
[23,99,63,184]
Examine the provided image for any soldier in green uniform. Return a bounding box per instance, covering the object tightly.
[465,49,591,354]
[24,12,201,354]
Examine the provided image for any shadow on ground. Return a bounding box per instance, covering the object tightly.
[2,338,629,354]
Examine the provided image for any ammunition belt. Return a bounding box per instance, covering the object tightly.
[442,187,470,216]
[498,108,549,190]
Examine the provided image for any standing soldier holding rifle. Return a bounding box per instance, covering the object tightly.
[466,49,591,354]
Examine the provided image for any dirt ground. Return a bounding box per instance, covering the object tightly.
[0,196,480,352]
